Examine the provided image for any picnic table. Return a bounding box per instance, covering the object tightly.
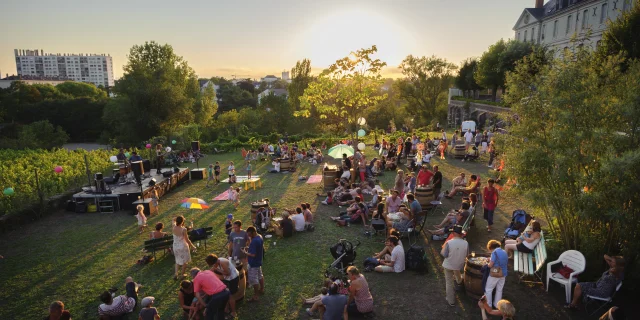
[244,178,262,190]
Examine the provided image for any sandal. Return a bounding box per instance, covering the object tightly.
[564,304,578,310]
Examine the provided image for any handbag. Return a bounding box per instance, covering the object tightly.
[490,266,504,278]
[558,266,574,279]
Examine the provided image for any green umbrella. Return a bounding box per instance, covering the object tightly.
[327,144,354,159]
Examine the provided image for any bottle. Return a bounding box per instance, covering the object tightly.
[189,221,194,229]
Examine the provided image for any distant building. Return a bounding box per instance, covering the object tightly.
[14,49,114,87]
[198,79,217,93]
[513,0,634,56]
[261,75,279,83]
[257,88,288,104]
[0,78,67,89]
[282,71,290,81]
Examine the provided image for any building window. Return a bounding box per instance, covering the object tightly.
[566,15,572,34]
[582,10,588,29]
[518,32,521,40]
[601,4,608,23]
[531,28,535,42]
[524,30,528,42]
[624,0,631,11]
[541,24,546,41]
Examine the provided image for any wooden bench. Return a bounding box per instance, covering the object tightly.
[514,231,547,283]
[144,227,213,260]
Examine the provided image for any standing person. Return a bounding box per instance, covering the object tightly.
[432,165,443,199]
[228,221,250,268]
[246,161,252,180]
[481,131,489,154]
[407,173,417,195]
[416,165,434,187]
[394,170,405,198]
[346,266,374,317]
[438,140,447,160]
[206,254,239,318]
[482,179,499,232]
[485,240,508,309]
[227,186,239,210]
[358,159,366,182]
[173,216,196,280]
[450,130,458,153]
[441,225,468,306]
[404,137,412,158]
[441,129,447,144]
[474,130,482,149]
[213,161,221,185]
[488,140,496,168]
[224,214,233,236]
[227,161,236,184]
[464,129,474,151]
[242,226,265,302]
[190,268,230,320]
[136,204,147,234]
[206,164,215,187]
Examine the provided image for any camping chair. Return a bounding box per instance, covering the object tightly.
[546,250,586,304]
[584,281,622,316]
[430,192,445,215]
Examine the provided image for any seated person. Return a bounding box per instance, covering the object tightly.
[446,174,478,198]
[275,212,294,238]
[373,229,403,259]
[384,189,403,218]
[385,157,397,171]
[339,196,364,216]
[320,191,333,206]
[386,206,414,232]
[371,160,382,176]
[287,208,306,232]
[269,161,281,173]
[504,221,542,258]
[340,165,351,179]
[426,208,470,236]
[366,190,381,210]
[566,255,625,309]
[45,301,66,320]
[374,236,405,273]
[330,200,368,226]
[98,277,141,319]
[450,172,467,189]
[433,202,471,229]
[149,222,168,239]
[302,203,314,227]
[337,188,363,206]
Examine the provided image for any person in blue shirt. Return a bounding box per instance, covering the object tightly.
[129,151,142,162]
[485,240,508,309]
[242,226,264,302]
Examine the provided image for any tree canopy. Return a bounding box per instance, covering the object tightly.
[475,39,535,101]
[596,0,640,68]
[288,59,312,111]
[454,58,483,93]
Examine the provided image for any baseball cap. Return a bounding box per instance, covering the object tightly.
[141,296,155,308]
[227,214,233,219]
[450,225,463,235]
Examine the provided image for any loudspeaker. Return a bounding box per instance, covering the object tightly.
[142,159,151,172]
[173,167,180,173]
[131,161,144,176]
[163,171,173,177]
[191,168,205,180]
[66,200,76,212]
[95,172,104,180]
[191,141,200,152]
[75,201,87,213]
[148,178,156,186]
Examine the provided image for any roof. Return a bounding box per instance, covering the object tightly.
[514,0,598,30]
[260,88,288,96]
[525,8,545,20]
[264,75,277,79]
[198,79,211,87]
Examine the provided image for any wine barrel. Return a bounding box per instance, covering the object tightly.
[464,254,490,299]
[279,158,291,171]
[415,186,434,209]
[232,262,246,302]
[454,145,466,159]
[323,165,339,190]
[250,199,270,221]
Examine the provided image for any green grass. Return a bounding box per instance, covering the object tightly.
[0,147,579,319]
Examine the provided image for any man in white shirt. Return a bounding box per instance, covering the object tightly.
[375,236,405,273]
[290,208,306,232]
[441,225,468,306]
[464,129,474,151]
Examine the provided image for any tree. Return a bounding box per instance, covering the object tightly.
[192,85,218,126]
[597,0,640,68]
[56,81,107,99]
[216,83,255,111]
[107,41,200,143]
[454,58,483,95]
[18,120,70,149]
[502,46,640,277]
[288,59,312,111]
[215,109,241,136]
[475,39,535,101]
[258,92,293,134]
[297,46,387,138]
[396,55,456,125]
[236,79,255,94]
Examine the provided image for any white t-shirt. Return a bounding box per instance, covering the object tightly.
[228,189,237,201]
[216,257,239,281]
[341,170,351,179]
[464,131,473,143]
[291,213,306,231]
[391,245,405,273]
[422,153,432,164]
[268,145,274,152]
[228,165,235,175]
[274,162,281,172]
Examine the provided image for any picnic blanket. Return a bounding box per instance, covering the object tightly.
[306,175,323,184]
[212,190,230,201]
[221,175,259,183]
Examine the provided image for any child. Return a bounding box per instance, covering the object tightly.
[438,141,446,160]
[136,204,147,234]
[214,161,221,185]
[139,296,160,320]
[321,191,333,205]
[206,164,214,187]
[225,214,233,236]
[228,187,240,210]
[228,161,236,184]
[246,161,252,180]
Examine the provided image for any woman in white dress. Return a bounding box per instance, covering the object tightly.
[173,215,195,280]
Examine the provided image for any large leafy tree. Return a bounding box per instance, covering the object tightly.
[298,46,387,136]
[396,55,456,126]
[193,85,218,126]
[475,39,535,101]
[597,0,640,68]
[454,58,483,95]
[105,41,200,143]
[502,47,640,275]
[56,81,107,99]
[288,59,312,111]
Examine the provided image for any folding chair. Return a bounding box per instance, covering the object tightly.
[584,281,622,316]
[430,192,445,215]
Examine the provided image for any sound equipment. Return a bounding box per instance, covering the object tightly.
[191,168,205,180]
[132,198,157,216]
[148,178,157,186]
[191,141,200,152]
[131,161,144,176]
[163,171,173,178]
[142,159,151,172]
[75,201,87,213]
[95,172,104,180]
[66,200,76,212]
[173,167,180,173]
[119,166,130,176]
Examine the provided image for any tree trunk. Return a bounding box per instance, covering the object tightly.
[492,86,498,102]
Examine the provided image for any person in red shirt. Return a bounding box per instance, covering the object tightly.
[416,166,434,187]
[191,267,230,320]
[482,179,499,232]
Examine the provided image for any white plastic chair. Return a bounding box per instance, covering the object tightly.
[584,281,622,316]
[546,250,586,304]
[430,192,445,215]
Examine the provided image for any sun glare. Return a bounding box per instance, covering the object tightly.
[297,9,415,70]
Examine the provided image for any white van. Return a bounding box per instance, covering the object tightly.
[461,120,476,134]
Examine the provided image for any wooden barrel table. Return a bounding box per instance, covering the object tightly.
[464,254,490,299]
[232,261,246,302]
[279,158,291,171]
[415,186,434,209]
[250,199,270,221]
[323,165,339,190]
[454,145,466,159]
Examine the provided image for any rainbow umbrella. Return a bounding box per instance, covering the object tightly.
[180,198,209,209]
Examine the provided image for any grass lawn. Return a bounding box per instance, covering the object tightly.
[0,143,583,319]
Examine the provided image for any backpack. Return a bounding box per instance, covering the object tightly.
[406,245,428,273]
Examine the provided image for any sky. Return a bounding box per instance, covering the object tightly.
[0,0,533,80]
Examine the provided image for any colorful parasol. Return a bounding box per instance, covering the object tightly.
[327,144,354,159]
[180,198,209,209]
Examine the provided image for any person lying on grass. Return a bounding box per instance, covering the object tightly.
[330,198,368,226]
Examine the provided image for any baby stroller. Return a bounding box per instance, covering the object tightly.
[326,239,361,281]
[502,209,533,245]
